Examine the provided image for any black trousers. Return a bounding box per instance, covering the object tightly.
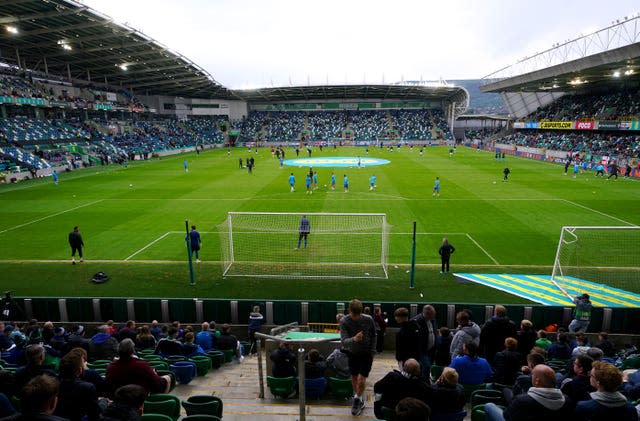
[441,256,450,272]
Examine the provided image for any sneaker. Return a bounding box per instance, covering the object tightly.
[351,397,365,416]
[72,261,76,265]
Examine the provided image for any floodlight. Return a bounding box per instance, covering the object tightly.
[5,26,18,34]
[613,71,621,77]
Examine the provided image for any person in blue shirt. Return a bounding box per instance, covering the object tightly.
[289,173,295,192]
[297,215,310,249]
[312,172,319,190]
[52,170,59,185]
[343,174,349,193]
[330,173,336,190]
[305,174,313,195]
[188,225,202,262]
[449,341,492,385]
[595,163,605,176]
[573,162,580,178]
[433,177,440,197]
[369,174,377,191]
[184,160,189,172]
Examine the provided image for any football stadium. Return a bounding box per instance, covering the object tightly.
[1,1,640,419]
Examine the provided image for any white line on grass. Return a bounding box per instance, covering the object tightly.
[561,199,638,227]
[0,200,104,235]
[466,233,500,265]
[0,259,556,269]
[125,232,173,261]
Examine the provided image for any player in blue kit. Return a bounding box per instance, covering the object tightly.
[305,174,313,194]
[289,173,295,192]
[331,173,336,190]
[343,175,349,193]
[369,174,377,191]
[433,177,440,197]
[313,171,319,190]
[188,225,202,262]
[296,215,310,249]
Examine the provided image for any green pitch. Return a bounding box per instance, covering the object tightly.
[0,146,638,304]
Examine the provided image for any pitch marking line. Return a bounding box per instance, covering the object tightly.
[466,233,500,265]
[561,199,638,227]
[125,232,173,261]
[0,200,105,235]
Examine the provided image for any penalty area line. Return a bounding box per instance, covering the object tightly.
[0,200,105,235]
[561,199,638,227]
[466,233,500,265]
[125,232,173,261]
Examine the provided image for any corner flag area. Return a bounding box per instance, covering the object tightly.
[454,273,640,308]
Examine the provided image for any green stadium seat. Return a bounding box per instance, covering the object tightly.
[189,356,212,376]
[221,348,235,363]
[462,383,488,402]
[380,406,396,421]
[206,351,225,369]
[181,395,223,418]
[144,394,181,421]
[140,414,172,421]
[328,376,353,399]
[470,389,505,408]
[267,376,297,399]
[181,416,221,421]
[430,364,445,383]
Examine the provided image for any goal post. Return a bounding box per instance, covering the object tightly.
[551,226,640,295]
[218,212,391,279]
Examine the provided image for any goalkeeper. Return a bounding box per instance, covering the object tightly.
[296,215,310,249]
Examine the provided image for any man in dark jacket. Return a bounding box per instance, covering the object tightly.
[68,226,84,265]
[53,352,102,421]
[374,359,429,419]
[394,307,421,369]
[100,384,146,421]
[412,304,437,380]
[88,325,118,361]
[270,341,296,378]
[3,375,67,421]
[480,305,517,363]
[485,364,573,421]
[438,238,455,273]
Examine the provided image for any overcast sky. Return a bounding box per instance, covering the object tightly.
[81,0,639,89]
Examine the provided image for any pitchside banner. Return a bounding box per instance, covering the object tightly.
[598,121,620,130]
[540,121,573,129]
[575,121,595,130]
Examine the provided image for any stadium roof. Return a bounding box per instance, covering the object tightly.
[480,43,640,93]
[0,0,233,99]
[0,0,468,112]
[231,84,467,103]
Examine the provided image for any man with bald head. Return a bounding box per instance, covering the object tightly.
[484,364,573,421]
[373,358,430,419]
[412,304,438,380]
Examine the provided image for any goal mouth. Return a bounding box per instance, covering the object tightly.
[551,226,640,298]
[218,212,390,279]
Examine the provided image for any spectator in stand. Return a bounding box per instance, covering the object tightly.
[412,304,438,380]
[450,310,481,359]
[435,327,453,367]
[217,324,243,363]
[373,358,430,419]
[66,347,105,397]
[547,332,573,360]
[427,367,466,416]
[394,307,421,369]
[304,349,327,379]
[513,352,546,397]
[449,341,493,385]
[134,325,156,350]
[88,325,118,361]
[574,361,637,420]
[195,322,214,351]
[154,327,183,357]
[326,347,350,379]
[13,344,57,393]
[485,364,573,421]
[248,305,264,355]
[572,333,592,357]
[535,330,552,350]
[6,375,66,421]
[54,352,102,421]
[373,307,387,354]
[481,305,518,363]
[116,321,137,342]
[493,337,523,386]
[100,384,146,421]
[105,338,171,397]
[149,320,162,339]
[594,332,616,359]
[66,325,89,355]
[395,397,431,421]
[517,319,537,357]
[181,332,205,357]
[270,341,297,378]
[560,355,595,404]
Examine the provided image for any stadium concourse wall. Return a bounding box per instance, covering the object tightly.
[10,297,640,337]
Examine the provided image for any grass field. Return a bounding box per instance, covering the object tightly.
[1,146,638,304]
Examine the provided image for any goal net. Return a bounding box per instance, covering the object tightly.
[551,226,640,294]
[218,212,391,279]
